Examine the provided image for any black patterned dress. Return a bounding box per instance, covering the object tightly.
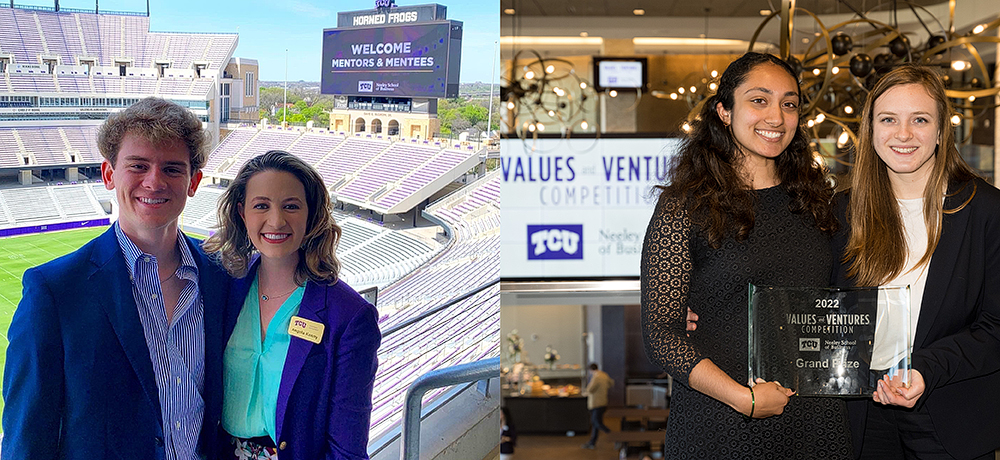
[640,185,851,459]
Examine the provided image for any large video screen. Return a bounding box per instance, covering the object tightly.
[500,137,681,279]
[321,22,454,98]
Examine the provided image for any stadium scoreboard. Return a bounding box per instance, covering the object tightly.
[323,3,462,98]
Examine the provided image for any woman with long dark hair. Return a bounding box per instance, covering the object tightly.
[640,52,849,458]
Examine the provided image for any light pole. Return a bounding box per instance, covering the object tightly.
[283,49,288,126]
[486,40,497,149]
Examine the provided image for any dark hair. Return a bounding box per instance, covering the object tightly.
[203,150,342,285]
[500,406,513,425]
[98,97,208,171]
[589,363,599,370]
[657,52,836,246]
[844,64,977,285]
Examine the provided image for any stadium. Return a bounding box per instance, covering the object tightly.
[0,1,499,459]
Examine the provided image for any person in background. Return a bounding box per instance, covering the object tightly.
[500,407,516,460]
[832,64,1000,460]
[204,150,380,460]
[640,52,849,459]
[2,97,230,459]
[581,363,614,449]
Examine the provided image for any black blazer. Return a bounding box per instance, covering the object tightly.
[831,178,1000,460]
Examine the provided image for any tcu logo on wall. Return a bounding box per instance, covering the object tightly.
[527,225,583,260]
[358,81,374,92]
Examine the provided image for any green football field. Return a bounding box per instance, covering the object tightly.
[0,226,110,428]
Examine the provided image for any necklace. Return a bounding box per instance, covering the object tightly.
[158,261,180,284]
[261,285,298,302]
[159,271,176,284]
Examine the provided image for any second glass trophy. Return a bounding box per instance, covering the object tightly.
[748,284,911,397]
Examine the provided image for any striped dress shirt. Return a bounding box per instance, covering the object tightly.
[115,223,205,460]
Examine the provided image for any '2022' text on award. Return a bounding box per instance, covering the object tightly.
[748,285,911,397]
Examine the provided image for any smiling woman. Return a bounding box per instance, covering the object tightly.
[834,65,1000,459]
[203,150,380,460]
[871,83,941,199]
[640,52,848,459]
[239,170,310,270]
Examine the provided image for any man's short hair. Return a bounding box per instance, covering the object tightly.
[98,97,208,171]
[589,363,599,370]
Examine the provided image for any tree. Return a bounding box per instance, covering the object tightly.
[259,86,302,116]
[458,105,488,127]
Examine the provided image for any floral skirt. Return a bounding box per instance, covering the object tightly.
[230,436,278,460]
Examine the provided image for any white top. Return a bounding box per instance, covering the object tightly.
[872,197,930,370]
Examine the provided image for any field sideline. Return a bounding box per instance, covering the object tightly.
[0,226,111,427]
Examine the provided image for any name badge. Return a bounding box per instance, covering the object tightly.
[288,316,325,344]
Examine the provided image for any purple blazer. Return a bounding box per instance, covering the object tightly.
[224,260,381,460]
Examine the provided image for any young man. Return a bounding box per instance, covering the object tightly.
[2,98,230,460]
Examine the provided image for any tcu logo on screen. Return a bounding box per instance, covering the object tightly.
[358,81,374,92]
[527,225,583,260]
[799,338,820,351]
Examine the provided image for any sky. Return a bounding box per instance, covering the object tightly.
[14,0,499,83]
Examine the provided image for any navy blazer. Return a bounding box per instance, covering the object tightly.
[222,260,380,460]
[1,226,230,460]
[832,178,1000,460]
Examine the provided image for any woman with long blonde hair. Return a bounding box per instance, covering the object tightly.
[833,65,1000,459]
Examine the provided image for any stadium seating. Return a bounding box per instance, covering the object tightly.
[203,129,256,174]
[0,130,24,168]
[0,73,215,99]
[218,129,301,177]
[368,172,500,439]
[0,126,102,167]
[201,127,481,215]
[165,186,440,290]
[373,147,477,210]
[0,184,106,226]
[316,137,390,186]
[0,8,236,71]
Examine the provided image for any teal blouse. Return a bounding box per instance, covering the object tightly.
[222,274,305,442]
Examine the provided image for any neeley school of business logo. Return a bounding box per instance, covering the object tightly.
[527,224,583,260]
[358,81,374,92]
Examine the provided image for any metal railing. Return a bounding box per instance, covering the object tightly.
[376,278,499,459]
[399,357,500,460]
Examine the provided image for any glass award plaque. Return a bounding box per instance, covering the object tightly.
[748,285,911,397]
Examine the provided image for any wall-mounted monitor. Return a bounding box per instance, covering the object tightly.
[592,57,647,91]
